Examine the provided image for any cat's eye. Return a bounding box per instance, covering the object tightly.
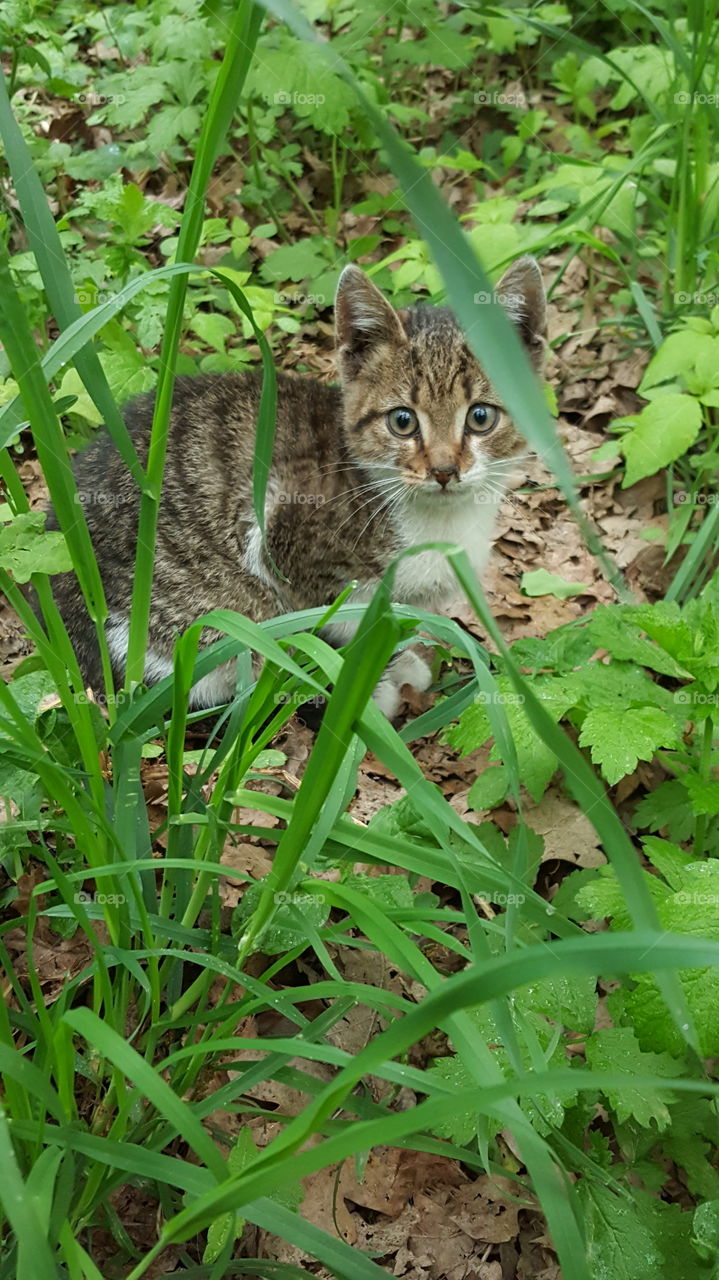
[466,403,500,435]
[387,406,419,438]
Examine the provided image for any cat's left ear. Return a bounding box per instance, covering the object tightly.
[335,265,407,374]
[496,256,547,368]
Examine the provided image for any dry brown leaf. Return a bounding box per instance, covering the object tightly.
[522,787,606,868]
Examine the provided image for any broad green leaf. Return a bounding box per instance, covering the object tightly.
[693,1201,719,1263]
[641,836,694,890]
[633,779,694,842]
[448,674,582,801]
[467,765,509,811]
[639,329,713,393]
[2,670,58,727]
[518,970,597,1034]
[246,35,356,132]
[592,865,719,1055]
[0,510,71,582]
[342,873,415,910]
[428,1006,577,1139]
[231,878,330,954]
[684,773,719,816]
[521,569,589,599]
[585,1027,681,1129]
[578,1182,708,1280]
[621,394,702,487]
[578,706,680,785]
[576,865,669,927]
[191,312,235,352]
[260,239,332,284]
[587,607,691,679]
[203,1128,304,1263]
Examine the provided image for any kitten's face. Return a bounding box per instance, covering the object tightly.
[335,258,546,499]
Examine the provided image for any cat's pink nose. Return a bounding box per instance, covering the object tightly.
[430,465,459,488]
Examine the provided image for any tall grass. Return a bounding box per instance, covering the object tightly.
[0,1,716,1277]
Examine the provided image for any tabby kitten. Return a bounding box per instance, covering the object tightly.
[46,257,546,716]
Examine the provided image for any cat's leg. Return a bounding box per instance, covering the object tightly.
[371,646,433,719]
[105,573,282,709]
[315,624,433,719]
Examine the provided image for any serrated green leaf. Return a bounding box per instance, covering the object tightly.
[585,1027,681,1129]
[393,24,469,69]
[343,873,415,910]
[231,880,329,955]
[576,865,669,926]
[428,1006,576,1139]
[684,773,719,816]
[578,706,680,785]
[147,104,203,152]
[519,970,597,1033]
[641,836,694,890]
[447,674,582,801]
[568,659,681,716]
[260,239,332,284]
[579,1182,707,1280]
[246,35,356,132]
[639,329,713,393]
[467,765,509,811]
[587,607,691,679]
[191,312,235,352]
[603,866,719,1055]
[633,780,694,841]
[668,1135,719,1201]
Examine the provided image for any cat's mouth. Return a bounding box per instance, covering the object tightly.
[417,480,466,496]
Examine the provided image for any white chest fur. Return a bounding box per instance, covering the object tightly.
[391,488,502,608]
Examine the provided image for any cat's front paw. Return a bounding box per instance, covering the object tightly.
[391,648,432,693]
[372,675,402,719]
[372,647,433,719]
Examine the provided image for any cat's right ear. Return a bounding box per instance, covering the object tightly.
[335,265,407,374]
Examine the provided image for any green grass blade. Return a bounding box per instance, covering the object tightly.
[126,0,263,685]
[0,1105,58,1280]
[0,69,144,485]
[61,1009,227,1180]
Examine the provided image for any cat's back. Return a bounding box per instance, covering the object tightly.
[62,368,342,522]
